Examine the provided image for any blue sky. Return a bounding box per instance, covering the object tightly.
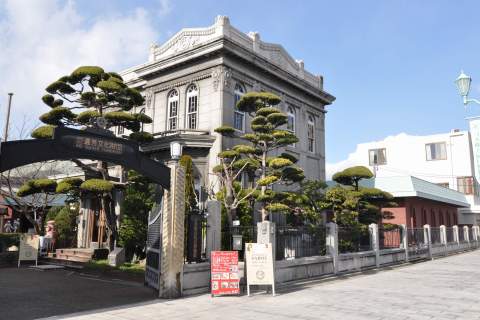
[1,0,480,164]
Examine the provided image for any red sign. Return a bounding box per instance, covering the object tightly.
[211,251,240,296]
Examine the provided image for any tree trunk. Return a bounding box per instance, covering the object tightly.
[261,147,267,221]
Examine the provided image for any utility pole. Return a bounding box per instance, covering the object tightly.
[3,93,13,142]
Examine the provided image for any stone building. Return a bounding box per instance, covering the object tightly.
[120,15,335,206]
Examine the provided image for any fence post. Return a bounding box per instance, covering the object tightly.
[206,200,221,261]
[475,226,480,244]
[400,224,409,262]
[464,226,470,244]
[453,225,460,246]
[423,224,432,260]
[369,223,380,268]
[326,222,339,274]
[440,225,447,255]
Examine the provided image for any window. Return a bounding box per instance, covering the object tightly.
[446,212,451,226]
[369,148,387,166]
[287,106,295,147]
[425,142,447,161]
[117,126,124,135]
[233,84,245,131]
[439,210,444,226]
[307,115,315,153]
[457,176,474,195]
[411,207,417,227]
[186,84,198,129]
[436,182,449,188]
[422,209,427,226]
[167,90,179,130]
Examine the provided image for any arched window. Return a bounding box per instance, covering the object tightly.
[167,90,179,130]
[307,114,315,153]
[233,83,245,131]
[186,84,198,129]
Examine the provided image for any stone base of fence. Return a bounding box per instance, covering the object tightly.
[181,235,480,296]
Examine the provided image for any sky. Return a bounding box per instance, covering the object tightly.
[1,0,480,169]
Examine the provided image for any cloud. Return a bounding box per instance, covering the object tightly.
[0,0,161,135]
[157,0,172,16]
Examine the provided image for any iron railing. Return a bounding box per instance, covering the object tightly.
[469,227,474,242]
[184,213,208,263]
[446,227,454,243]
[407,228,425,247]
[379,225,401,249]
[337,226,371,253]
[458,227,466,242]
[221,226,257,261]
[275,226,326,260]
[430,227,442,245]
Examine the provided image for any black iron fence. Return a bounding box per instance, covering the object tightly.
[469,228,474,241]
[275,226,326,260]
[407,228,425,247]
[430,227,442,245]
[184,213,208,263]
[379,225,401,249]
[221,226,257,261]
[337,226,371,253]
[446,227,454,243]
[458,227,466,242]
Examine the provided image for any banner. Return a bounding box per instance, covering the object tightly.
[18,234,39,267]
[245,243,275,295]
[210,251,240,296]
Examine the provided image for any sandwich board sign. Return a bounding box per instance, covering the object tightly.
[18,234,39,267]
[210,251,240,296]
[245,242,275,296]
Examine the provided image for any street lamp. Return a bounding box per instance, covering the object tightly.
[170,141,183,160]
[455,70,480,106]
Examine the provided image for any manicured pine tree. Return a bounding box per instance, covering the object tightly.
[18,66,150,250]
[213,92,305,224]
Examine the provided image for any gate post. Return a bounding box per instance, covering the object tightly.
[326,222,339,274]
[206,200,221,261]
[464,226,470,243]
[159,162,185,299]
[369,223,380,268]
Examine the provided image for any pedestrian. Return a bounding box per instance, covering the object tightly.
[3,220,13,233]
[12,218,20,233]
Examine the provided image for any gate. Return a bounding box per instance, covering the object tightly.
[145,194,164,290]
[407,228,429,260]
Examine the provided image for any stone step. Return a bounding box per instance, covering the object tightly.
[55,254,91,263]
[56,249,93,259]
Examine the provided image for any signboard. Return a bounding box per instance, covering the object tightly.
[245,243,275,296]
[210,251,240,296]
[18,234,39,267]
[469,117,480,180]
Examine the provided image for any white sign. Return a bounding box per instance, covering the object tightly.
[245,242,275,296]
[18,234,39,267]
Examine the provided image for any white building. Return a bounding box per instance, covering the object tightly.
[329,127,480,225]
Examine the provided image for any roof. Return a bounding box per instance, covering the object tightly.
[120,16,335,104]
[327,175,469,207]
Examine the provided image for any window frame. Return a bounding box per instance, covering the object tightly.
[186,84,199,130]
[167,89,179,131]
[425,142,447,161]
[286,106,296,147]
[307,114,315,153]
[368,148,387,166]
[233,83,246,132]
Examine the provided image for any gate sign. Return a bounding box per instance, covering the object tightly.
[18,234,39,267]
[245,243,275,296]
[210,251,240,296]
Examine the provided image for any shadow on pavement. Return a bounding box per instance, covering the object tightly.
[0,267,157,320]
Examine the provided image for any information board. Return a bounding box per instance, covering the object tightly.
[18,234,39,267]
[245,243,275,296]
[210,251,240,296]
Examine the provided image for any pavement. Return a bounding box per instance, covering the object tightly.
[3,250,480,320]
[0,267,156,320]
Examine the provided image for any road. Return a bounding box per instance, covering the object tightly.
[48,250,480,320]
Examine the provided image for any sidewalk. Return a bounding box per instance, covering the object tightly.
[48,250,480,320]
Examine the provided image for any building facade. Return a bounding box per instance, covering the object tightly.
[332,130,480,225]
[120,16,335,203]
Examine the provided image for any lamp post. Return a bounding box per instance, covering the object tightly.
[455,70,480,106]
